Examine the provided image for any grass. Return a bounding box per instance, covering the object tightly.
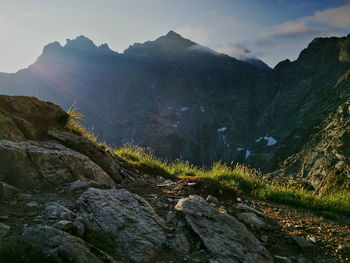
[115,145,350,217]
[66,106,350,217]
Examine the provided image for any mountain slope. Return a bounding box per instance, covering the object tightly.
[0,31,272,165]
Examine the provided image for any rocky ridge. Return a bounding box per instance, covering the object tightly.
[1,95,348,262]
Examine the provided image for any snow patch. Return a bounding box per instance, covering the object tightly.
[200,106,205,112]
[245,150,251,159]
[180,107,188,112]
[217,127,227,132]
[254,135,278,146]
[236,147,244,151]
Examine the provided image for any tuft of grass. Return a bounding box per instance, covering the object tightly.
[115,145,350,216]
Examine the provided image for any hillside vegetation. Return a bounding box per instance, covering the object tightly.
[115,145,350,217]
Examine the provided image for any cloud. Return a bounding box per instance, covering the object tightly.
[176,25,210,45]
[188,44,220,56]
[215,43,261,60]
[313,3,350,28]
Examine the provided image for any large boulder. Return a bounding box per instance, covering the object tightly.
[175,195,273,263]
[21,225,104,263]
[0,95,68,141]
[76,188,166,263]
[48,129,123,184]
[0,140,116,189]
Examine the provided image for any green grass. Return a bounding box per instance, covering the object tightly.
[115,145,350,216]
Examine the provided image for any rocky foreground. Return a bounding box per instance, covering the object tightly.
[0,95,349,263]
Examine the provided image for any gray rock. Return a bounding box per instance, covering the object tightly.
[168,233,190,254]
[274,255,292,263]
[17,193,33,201]
[236,212,265,228]
[175,195,273,263]
[76,188,166,263]
[0,140,116,189]
[44,202,75,220]
[53,220,74,231]
[0,223,10,244]
[65,180,106,192]
[48,129,123,184]
[26,201,38,208]
[290,236,314,250]
[73,218,86,238]
[206,195,219,205]
[0,181,19,200]
[234,204,266,218]
[21,225,104,263]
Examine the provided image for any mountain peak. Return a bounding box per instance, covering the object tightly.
[65,35,98,51]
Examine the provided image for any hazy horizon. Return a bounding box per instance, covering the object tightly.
[1,0,349,73]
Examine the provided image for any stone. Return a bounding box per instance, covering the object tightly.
[236,212,265,228]
[175,195,273,263]
[65,180,106,192]
[0,181,19,200]
[73,218,86,238]
[21,225,104,263]
[273,255,292,263]
[53,220,74,231]
[168,234,190,254]
[290,236,314,250]
[234,204,266,217]
[206,195,219,205]
[261,235,268,242]
[26,201,38,208]
[44,202,75,220]
[17,193,33,201]
[48,129,123,183]
[0,223,10,244]
[0,140,116,189]
[76,188,166,263]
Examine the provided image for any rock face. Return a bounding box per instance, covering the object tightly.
[0,140,116,189]
[76,188,166,262]
[21,225,104,263]
[175,195,273,263]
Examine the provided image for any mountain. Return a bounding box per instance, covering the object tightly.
[0,31,272,165]
[0,32,350,193]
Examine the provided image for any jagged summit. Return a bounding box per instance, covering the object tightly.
[123,30,197,58]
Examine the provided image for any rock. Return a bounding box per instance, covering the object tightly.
[26,201,38,208]
[0,181,19,199]
[291,236,314,250]
[206,195,219,205]
[168,234,190,254]
[20,225,104,263]
[44,202,75,220]
[0,95,68,141]
[236,212,265,228]
[260,235,268,242]
[76,188,166,263]
[53,220,74,231]
[48,129,123,183]
[73,218,86,238]
[175,195,273,263]
[234,204,266,217]
[0,140,116,189]
[64,180,106,192]
[274,255,292,263]
[0,223,10,244]
[17,193,33,201]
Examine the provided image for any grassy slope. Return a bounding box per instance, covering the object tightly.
[66,110,350,217]
[115,145,350,217]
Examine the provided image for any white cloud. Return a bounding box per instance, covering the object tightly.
[176,25,210,45]
[215,43,259,60]
[314,3,350,28]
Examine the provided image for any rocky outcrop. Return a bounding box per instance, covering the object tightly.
[76,188,166,263]
[175,195,273,263]
[21,225,104,263]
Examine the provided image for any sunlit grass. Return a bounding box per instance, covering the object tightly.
[115,145,350,216]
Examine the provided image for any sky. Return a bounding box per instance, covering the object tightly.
[0,0,349,72]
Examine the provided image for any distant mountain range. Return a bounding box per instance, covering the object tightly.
[0,31,349,192]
